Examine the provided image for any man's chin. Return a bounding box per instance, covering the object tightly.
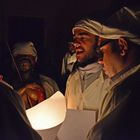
[77,59,96,67]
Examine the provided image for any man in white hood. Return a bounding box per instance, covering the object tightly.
[65,19,109,113]
[87,6,140,140]
[11,41,59,109]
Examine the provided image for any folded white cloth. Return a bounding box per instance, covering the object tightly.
[12,41,38,62]
[72,6,140,45]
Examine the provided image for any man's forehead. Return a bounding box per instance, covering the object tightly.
[73,29,96,37]
[15,54,35,60]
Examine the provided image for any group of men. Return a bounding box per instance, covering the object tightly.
[0,42,59,139]
[0,6,140,140]
[65,6,140,140]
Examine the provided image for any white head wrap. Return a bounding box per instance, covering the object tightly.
[100,6,140,45]
[72,19,103,36]
[12,41,37,62]
[72,6,140,45]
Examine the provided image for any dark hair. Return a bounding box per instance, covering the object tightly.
[109,40,121,53]
[127,40,140,61]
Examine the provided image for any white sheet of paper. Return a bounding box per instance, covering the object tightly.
[26,92,97,140]
[37,123,62,140]
[57,109,97,140]
[26,91,66,130]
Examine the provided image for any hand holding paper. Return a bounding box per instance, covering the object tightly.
[26,91,66,130]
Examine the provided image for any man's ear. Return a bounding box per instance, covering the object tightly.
[118,38,128,56]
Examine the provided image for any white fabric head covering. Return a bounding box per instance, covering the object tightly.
[12,41,37,62]
[72,19,103,36]
[101,6,140,45]
[72,6,140,45]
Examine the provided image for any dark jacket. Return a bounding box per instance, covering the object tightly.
[88,69,140,140]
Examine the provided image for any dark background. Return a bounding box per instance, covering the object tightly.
[0,0,139,91]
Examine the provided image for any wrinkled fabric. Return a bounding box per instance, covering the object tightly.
[72,19,103,36]
[72,7,140,45]
[12,41,38,62]
[87,64,140,140]
[65,63,107,111]
[13,74,59,109]
[40,74,59,98]
[99,64,140,120]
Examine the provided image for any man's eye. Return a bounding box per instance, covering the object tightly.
[73,37,86,42]
[100,39,113,47]
[73,35,91,43]
[80,37,86,41]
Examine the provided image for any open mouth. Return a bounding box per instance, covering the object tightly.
[76,48,84,55]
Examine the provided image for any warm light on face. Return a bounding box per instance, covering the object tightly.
[96,39,115,61]
[73,29,97,63]
[26,91,66,130]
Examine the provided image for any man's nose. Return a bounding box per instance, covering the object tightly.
[73,42,80,48]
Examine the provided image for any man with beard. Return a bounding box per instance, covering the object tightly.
[0,42,41,139]
[11,41,59,109]
[87,6,140,140]
[65,19,109,112]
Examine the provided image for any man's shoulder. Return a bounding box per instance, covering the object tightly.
[39,74,56,83]
[39,74,59,91]
[120,69,140,87]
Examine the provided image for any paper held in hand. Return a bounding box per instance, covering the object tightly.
[26,91,97,140]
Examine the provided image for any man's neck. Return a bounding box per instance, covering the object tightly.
[77,59,97,68]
